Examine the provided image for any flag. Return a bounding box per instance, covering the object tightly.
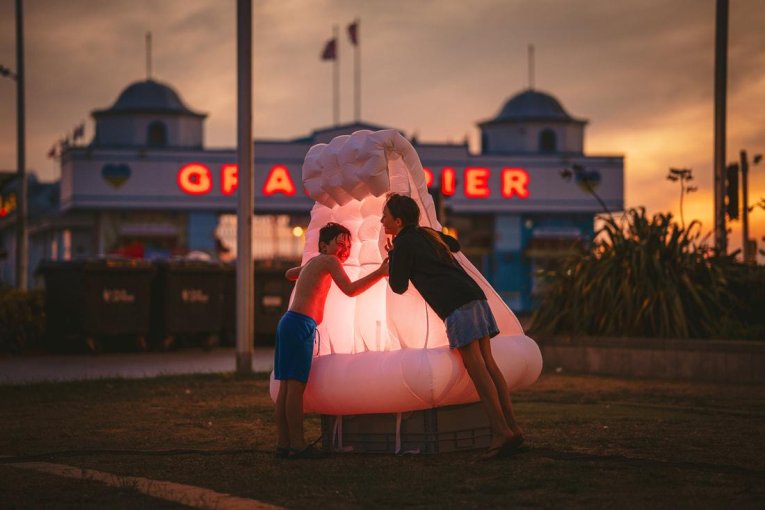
[73,122,85,140]
[347,21,358,46]
[321,38,336,60]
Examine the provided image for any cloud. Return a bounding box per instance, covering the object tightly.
[1,0,763,261]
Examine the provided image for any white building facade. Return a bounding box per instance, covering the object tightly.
[0,79,623,312]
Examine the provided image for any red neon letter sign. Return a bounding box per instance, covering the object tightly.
[423,167,434,188]
[464,167,491,198]
[221,164,238,195]
[441,167,456,196]
[178,163,212,195]
[501,168,530,199]
[263,165,296,196]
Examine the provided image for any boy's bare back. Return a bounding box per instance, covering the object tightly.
[288,253,388,325]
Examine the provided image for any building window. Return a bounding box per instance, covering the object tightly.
[216,214,307,263]
[147,121,167,147]
[539,129,556,153]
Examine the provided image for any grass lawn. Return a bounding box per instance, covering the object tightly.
[1,372,763,509]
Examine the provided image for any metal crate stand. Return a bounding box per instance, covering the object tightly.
[321,401,491,454]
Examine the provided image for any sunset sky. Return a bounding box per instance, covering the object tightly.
[1,0,763,260]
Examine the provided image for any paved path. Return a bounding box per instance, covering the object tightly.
[0,347,274,385]
[8,461,285,510]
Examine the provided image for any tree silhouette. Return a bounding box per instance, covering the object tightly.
[560,164,613,221]
[666,168,697,229]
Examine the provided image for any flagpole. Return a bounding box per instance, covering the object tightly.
[333,25,339,126]
[354,18,360,122]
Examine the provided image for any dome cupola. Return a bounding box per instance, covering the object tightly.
[91,79,206,148]
[492,89,576,123]
[478,88,587,155]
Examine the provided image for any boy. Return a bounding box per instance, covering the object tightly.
[274,222,388,459]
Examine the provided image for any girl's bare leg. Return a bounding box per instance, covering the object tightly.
[458,340,513,449]
[479,336,523,437]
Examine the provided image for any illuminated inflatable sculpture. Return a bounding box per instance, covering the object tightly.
[270,129,542,416]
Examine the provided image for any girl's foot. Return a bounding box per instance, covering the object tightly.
[289,445,329,460]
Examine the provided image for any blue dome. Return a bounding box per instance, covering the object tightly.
[94,79,205,117]
[488,89,582,123]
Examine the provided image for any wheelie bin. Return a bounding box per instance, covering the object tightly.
[38,258,155,352]
[151,259,226,350]
[221,264,293,347]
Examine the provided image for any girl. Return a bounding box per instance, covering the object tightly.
[381,193,524,459]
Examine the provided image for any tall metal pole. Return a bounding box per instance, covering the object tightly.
[15,0,28,291]
[333,25,339,126]
[740,150,750,263]
[353,19,360,122]
[713,0,728,253]
[236,0,254,374]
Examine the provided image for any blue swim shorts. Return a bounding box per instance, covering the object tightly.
[445,299,500,349]
[274,310,317,383]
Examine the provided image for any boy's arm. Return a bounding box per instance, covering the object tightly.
[285,266,302,281]
[326,257,388,297]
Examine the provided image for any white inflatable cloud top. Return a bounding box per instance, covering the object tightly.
[270,129,542,415]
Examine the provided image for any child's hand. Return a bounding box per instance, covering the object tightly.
[385,238,393,253]
[379,258,389,276]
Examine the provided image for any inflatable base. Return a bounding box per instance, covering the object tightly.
[270,334,543,415]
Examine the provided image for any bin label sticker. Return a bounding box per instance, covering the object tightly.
[181,289,209,304]
[262,295,283,308]
[102,288,136,303]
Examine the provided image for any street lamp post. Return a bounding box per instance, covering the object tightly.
[235,0,254,374]
[0,0,27,290]
[713,0,729,254]
[15,0,27,291]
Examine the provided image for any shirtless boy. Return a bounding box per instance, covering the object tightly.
[274,222,388,459]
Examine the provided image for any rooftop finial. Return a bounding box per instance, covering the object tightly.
[528,44,535,90]
[146,31,152,80]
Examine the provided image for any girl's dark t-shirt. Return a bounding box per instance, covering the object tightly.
[388,225,486,320]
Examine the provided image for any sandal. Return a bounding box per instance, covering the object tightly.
[477,445,503,461]
[289,445,329,460]
[498,435,525,458]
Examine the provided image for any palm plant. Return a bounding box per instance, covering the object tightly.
[528,208,734,339]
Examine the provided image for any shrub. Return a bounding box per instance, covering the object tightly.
[716,261,765,340]
[0,289,46,353]
[528,208,736,339]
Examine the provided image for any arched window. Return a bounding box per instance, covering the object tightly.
[147,121,167,147]
[539,129,557,153]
